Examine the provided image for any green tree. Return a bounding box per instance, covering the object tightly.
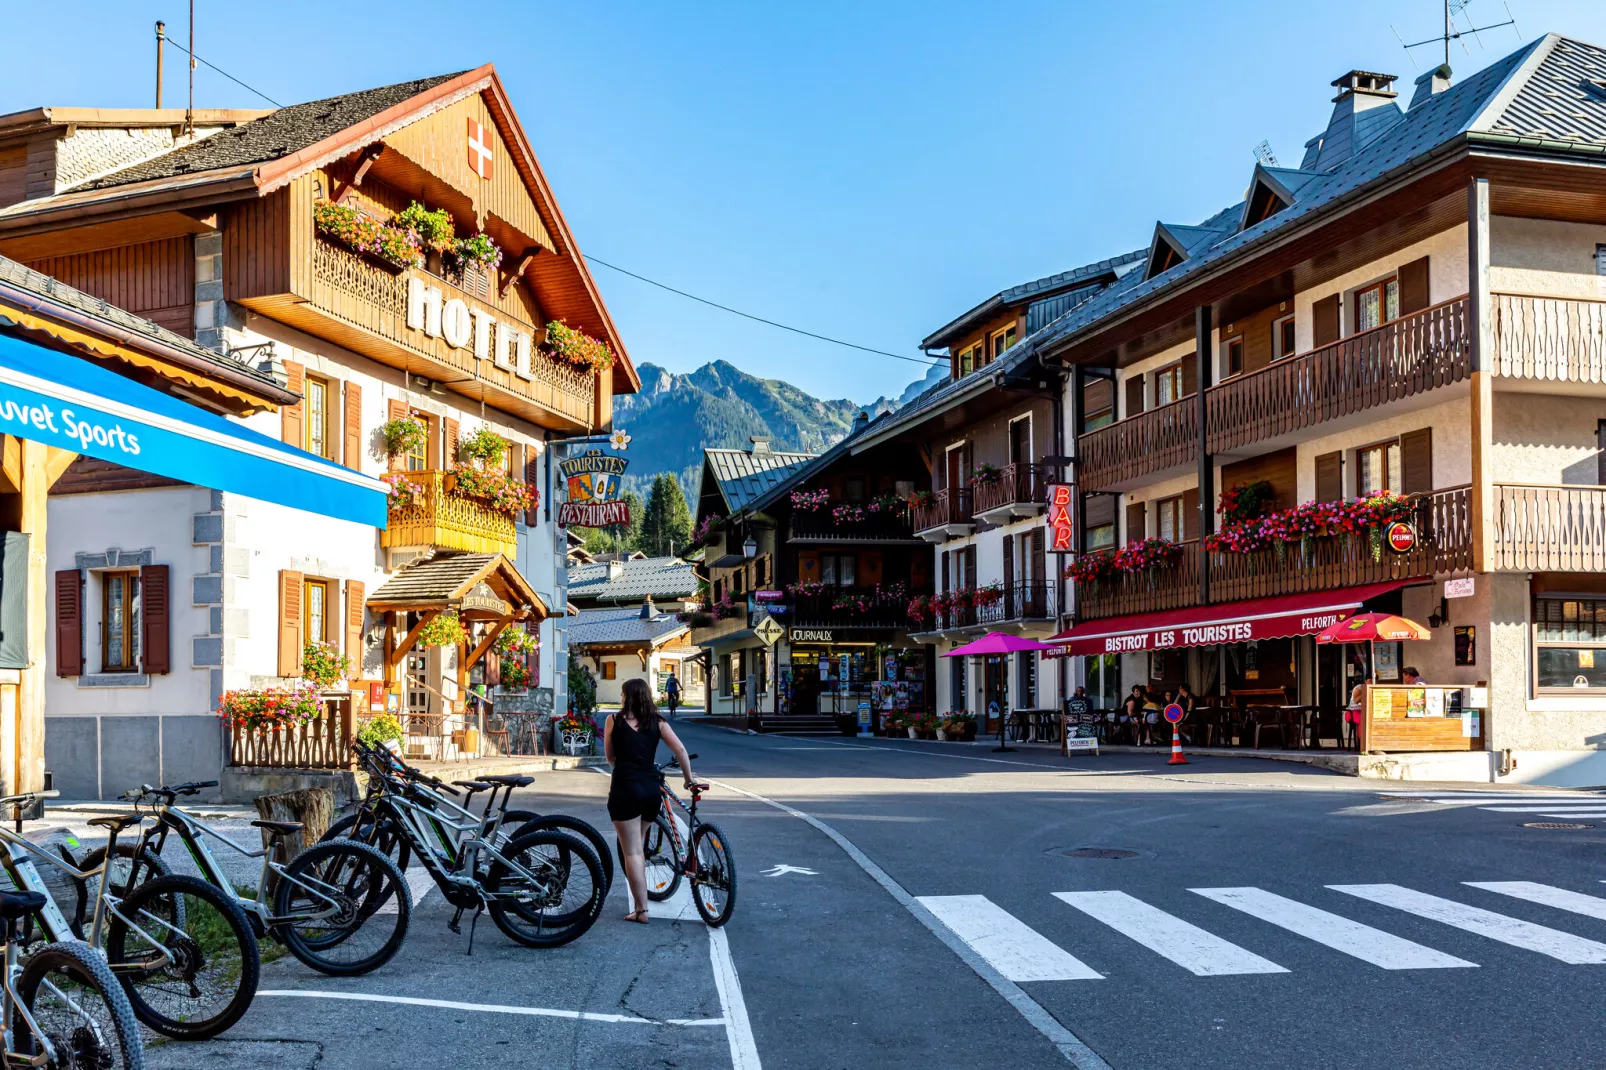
[567,660,597,719]
[576,489,642,554]
[636,474,694,557]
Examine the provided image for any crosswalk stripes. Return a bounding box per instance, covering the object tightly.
[915,881,1606,984]
[1189,886,1475,970]
[1376,790,1606,821]
[1327,884,1606,964]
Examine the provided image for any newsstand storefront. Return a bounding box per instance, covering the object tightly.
[780,626,934,723]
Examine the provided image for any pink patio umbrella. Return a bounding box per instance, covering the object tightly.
[941,632,1059,657]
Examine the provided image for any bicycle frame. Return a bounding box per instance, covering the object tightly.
[0,925,59,1067]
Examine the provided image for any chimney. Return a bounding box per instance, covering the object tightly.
[1301,69,1403,170]
[640,594,656,620]
[852,411,870,436]
[1409,64,1452,109]
[607,559,624,581]
[749,436,771,456]
[1330,70,1399,109]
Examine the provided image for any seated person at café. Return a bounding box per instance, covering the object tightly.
[1120,685,1146,745]
[1142,691,1162,745]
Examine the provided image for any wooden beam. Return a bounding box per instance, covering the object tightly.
[43,448,78,488]
[333,144,385,204]
[387,609,439,671]
[500,247,541,297]
[464,619,511,671]
[0,437,19,495]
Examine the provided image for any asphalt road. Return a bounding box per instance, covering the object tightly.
[122,722,1606,1069]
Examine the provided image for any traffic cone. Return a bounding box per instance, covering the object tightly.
[1167,723,1189,765]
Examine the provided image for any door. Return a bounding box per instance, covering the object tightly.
[791,652,820,716]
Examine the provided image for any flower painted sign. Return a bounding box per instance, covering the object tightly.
[557,449,631,529]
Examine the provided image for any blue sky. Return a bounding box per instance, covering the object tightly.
[7,1,1606,404]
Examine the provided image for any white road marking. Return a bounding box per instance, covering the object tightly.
[761,865,818,877]
[709,925,762,1070]
[1328,884,1606,964]
[1190,887,1475,970]
[918,895,1103,982]
[1378,792,1594,799]
[1475,805,1606,813]
[1053,891,1287,976]
[377,866,435,915]
[1467,882,1606,922]
[709,777,1112,1069]
[256,989,723,1026]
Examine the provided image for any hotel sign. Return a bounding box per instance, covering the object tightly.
[459,581,510,617]
[406,277,538,379]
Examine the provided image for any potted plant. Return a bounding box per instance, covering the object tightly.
[970,462,1003,486]
[499,659,531,690]
[356,712,403,749]
[909,489,936,508]
[395,201,456,257]
[459,426,510,468]
[545,320,616,373]
[382,416,428,460]
[313,200,424,270]
[301,641,353,690]
[789,488,830,511]
[557,714,597,756]
[218,686,322,735]
[417,612,467,649]
[381,471,424,511]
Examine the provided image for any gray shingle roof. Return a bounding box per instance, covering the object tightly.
[567,556,699,604]
[0,254,283,391]
[70,73,467,192]
[702,447,815,515]
[369,553,497,603]
[919,250,1145,350]
[568,606,689,647]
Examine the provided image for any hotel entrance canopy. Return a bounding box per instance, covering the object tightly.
[0,330,388,527]
[1048,581,1411,658]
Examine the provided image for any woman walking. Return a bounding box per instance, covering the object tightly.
[605,677,696,924]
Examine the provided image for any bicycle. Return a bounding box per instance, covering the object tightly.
[333,741,606,948]
[630,756,737,927]
[80,781,411,978]
[0,793,259,1042]
[0,887,144,1068]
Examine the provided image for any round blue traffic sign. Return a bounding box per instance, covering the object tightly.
[1163,703,1184,724]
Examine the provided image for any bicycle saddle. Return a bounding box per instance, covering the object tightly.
[250,819,303,835]
[480,774,534,787]
[87,815,142,832]
[0,890,45,920]
[453,780,493,792]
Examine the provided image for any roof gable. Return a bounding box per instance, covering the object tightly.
[697,446,816,518]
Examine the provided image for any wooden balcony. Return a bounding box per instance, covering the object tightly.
[1492,294,1606,383]
[1077,487,1471,620]
[380,469,518,558]
[1491,484,1606,571]
[789,511,917,544]
[1077,298,1470,491]
[912,488,974,542]
[972,463,1057,523]
[791,586,923,629]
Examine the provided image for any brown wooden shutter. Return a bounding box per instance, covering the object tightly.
[525,448,541,525]
[1084,492,1114,530]
[1313,295,1341,347]
[1029,527,1045,587]
[54,569,82,677]
[1598,421,1606,486]
[443,418,460,469]
[1181,355,1198,397]
[963,546,977,589]
[386,399,407,472]
[1124,375,1144,418]
[1400,429,1433,495]
[281,361,305,448]
[343,381,363,470]
[1126,500,1146,544]
[1002,536,1015,598]
[1182,487,1200,542]
[278,570,304,677]
[940,551,950,593]
[139,564,170,674]
[424,416,441,472]
[345,579,365,664]
[1398,257,1430,316]
[1315,451,1343,503]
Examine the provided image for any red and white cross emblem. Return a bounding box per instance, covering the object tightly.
[467,117,493,180]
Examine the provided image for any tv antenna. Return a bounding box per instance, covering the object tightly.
[1399,1,1520,69]
[1252,140,1278,167]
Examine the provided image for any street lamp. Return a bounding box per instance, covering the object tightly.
[742,535,757,559]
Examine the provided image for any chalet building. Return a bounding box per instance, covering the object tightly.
[845,256,1139,730]
[0,69,635,796]
[689,428,932,724]
[995,35,1606,785]
[568,554,705,704]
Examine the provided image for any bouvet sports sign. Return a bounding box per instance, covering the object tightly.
[406,277,538,379]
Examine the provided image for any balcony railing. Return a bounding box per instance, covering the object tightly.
[971,463,1057,517]
[381,469,519,557]
[1076,487,1471,620]
[912,488,973,535]
[1076,298,1470,491]
[1492,484,1606,571]
[1493,293,1606,383]
[230,697,354,770]
[789,511,916,543]
[976,581,1057,625]
[791,586,921,629]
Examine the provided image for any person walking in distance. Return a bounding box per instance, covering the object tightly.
[605,678,696,924]
[664,670,681,718]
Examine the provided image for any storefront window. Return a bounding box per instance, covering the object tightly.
[1535,597,1606,690]
[1017,651,1037,707]
[950,653,967,711]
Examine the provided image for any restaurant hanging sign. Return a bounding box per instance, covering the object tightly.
[1046,484,1075,552]
[557,449,631,528]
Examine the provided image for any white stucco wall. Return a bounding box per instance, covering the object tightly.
[1490,216,1606,300]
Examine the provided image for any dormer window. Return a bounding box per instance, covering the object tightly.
[990,325,1018,360]
[956,342,983,378]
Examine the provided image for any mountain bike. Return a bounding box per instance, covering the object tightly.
[78,781,411,977]
[0,793,259,1042]
[630,756,737,927]
[0,887,144,1068]
[334,741,605,948]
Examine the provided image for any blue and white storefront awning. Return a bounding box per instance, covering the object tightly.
[0,331,388,527]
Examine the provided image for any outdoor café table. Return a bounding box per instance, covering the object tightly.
[1280,706,1315,749]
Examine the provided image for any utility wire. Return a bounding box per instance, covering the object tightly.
[167,38,283,108]
[583,254,946,368]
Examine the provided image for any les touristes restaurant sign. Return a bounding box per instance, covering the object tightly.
[558,450,630,528]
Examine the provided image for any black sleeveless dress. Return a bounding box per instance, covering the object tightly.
[607,715,663,822]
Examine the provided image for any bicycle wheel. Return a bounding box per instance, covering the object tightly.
[515,814,614,896]
[322,811,412,873]
[484,829,604,948]
[104,873,260,1041]
[273,839,410,977]
[14,939,146,1070]
[78,842,176,933]
[689,823,738,927]
[641,815,681,902]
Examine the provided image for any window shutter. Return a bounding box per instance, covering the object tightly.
[443,418,459,468]
[1002,536,1015,597]
[345,579,365,666]
[1183,487,1200,542]
[1084,492,1114,529]
[139,564,170,674]
[941,551,950,593]
[1181,355,1198,397]
[524,448,541,525]
[963,546,977,589]
[281,361,305,448]
[1400,428,1433,495]
[1597,421,1606,486]
[424,417,440,472]
[1124,375,1145,418]
[278,570,304,677]
[1398,257,1430,315]
[1126,501,1146,544]
[1029,527,1046,588]
[54,569,82,677]
[1315,451,1343,503]
[386,399,407,472]
[1313,295,1341,347]
[343,381,363,470]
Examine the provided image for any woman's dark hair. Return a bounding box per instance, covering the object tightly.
[620,678,661,735]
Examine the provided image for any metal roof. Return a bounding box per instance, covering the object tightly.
[568,605,690,648]
[919,250,1145,350]
[567,556,699,604]
[700,446,816,516]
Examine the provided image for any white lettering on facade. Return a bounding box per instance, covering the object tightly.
[515,329,533,380]
[442,299,473,349]
[1299,614,1342,631]
[406,277,535,371]
[493,321,516,371]
[470,308,494,360]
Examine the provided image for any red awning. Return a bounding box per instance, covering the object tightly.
[1046,581,1412,658]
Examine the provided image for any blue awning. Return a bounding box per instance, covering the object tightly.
[0,331,388,527]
